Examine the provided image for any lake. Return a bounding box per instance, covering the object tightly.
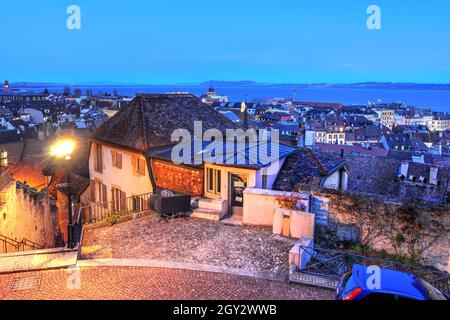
[21,85,450,113]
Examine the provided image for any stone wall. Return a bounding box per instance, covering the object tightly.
[152,160,204,196]
[0,180,58,252]
[296,184,450,272]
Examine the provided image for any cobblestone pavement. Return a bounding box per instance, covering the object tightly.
[0,266,333,300]
[82,216,297,274]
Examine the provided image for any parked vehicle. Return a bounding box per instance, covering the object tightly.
[336,264,449,301]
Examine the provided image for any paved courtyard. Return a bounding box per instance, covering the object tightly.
[0,266,333,300]
[82,216,297,274]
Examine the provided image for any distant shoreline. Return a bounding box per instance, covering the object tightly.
[8,81,450,91]
[4,82,450,113]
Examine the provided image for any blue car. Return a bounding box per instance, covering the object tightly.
[336,264,448,300]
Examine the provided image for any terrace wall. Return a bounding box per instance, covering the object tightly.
[296,184,450,272]
[0,179,58,251]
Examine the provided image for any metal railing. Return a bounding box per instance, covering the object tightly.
[292,245,450,295]
[20,238,50,251]
[0,234,20,254]
[0,168,13,191]
[78,192,154,225]
[0,234,49,254]
[66,192,155,249]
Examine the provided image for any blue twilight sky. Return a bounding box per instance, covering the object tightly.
[0,0,449,84]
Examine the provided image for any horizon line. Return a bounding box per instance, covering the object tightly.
[6,80,450,87]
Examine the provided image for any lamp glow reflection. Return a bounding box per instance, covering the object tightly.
[50,139,75,160]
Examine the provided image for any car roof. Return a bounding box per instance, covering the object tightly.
[352,264,426,300]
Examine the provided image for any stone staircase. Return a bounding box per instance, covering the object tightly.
[191,198,227,221]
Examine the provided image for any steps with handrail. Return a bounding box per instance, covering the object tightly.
[0,234,50,254]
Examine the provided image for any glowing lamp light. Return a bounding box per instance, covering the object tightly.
[50,139,75,160]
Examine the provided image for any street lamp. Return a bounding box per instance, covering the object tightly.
[51,139,76,248]
[50,139,75,160]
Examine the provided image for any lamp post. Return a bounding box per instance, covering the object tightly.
[50,139,75,248]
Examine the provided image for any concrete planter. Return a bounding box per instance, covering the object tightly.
[273,208,315,239]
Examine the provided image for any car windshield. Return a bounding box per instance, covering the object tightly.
[413,279,448,300]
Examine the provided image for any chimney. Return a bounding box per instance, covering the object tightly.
[37,125,45,141]
[298,129,316,148]
[297,130,305,147]
[399,161,409,178]
[244,109,248,130]
[340,148,345,159]
[430,167,438,185]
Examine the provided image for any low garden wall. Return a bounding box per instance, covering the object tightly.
[243,188,314,240]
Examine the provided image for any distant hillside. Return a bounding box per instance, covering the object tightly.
[196,81,450,90]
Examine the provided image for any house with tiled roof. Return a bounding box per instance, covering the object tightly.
[346,125,389,145]
[305,118,346,145]
[273,148,348,191]
[379,133,428,152]
[397,161,450,203]
[88,94,301,220]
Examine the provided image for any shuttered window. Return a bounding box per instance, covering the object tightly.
[120,191,127,211]
[111,151,123,169]
[94,143,103,173]
[92,180,104,204]
[90,179,95,201]
[132,156,146,176]
[112,187,127,212]
[102,184,107,208]
[117,153,122,169]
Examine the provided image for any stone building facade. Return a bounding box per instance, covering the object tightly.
[0,178,59,252]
